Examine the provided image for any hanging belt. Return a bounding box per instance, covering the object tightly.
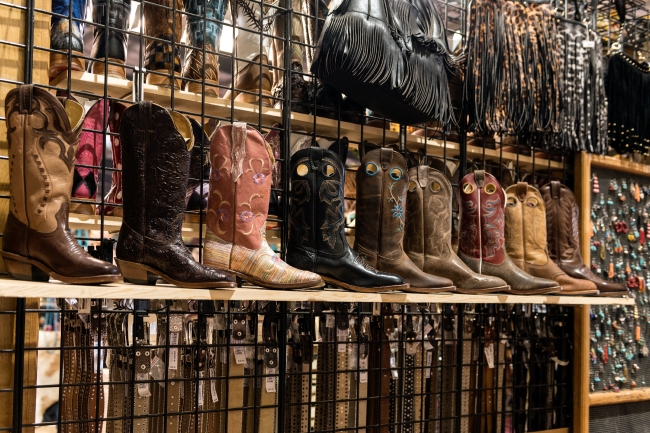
[440,312,456,433]
[495,335,506,433]
[61,311,79,433]
[427,340,440,433]
[367,308,392,433]
[481,318,496,433]
[256,313,279,433]
[227,312,248,433]
[132,314,152,433]
[460,312,477,433]
[315,313,336,432]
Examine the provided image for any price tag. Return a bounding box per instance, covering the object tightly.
[210,368,219,402]
[425,351,433,378]
[582,40,595,48]
[198,371,204,407]
[373,303,381,316]
[423,323,433,337]
[234,346,247,365]
[266,367,277,393]
[485,343,495,369]
[136,373,151,397]
[359,357,368,383]
[337,328,348,353]
[169,332,179,370]
[326,314,335,328]
[78,298,91,315]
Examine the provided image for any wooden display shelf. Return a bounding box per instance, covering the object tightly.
[51,71,563,172]
[589,388,650,406]
[0,277,634,304]
[589,153,650,177]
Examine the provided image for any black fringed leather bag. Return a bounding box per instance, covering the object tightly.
[310,0,459,125]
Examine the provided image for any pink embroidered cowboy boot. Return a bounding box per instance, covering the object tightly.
[204,123,324,289]
[97,100,128,216]
[71,99,108,215]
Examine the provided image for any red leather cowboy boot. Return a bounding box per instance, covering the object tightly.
[458,171,560,295]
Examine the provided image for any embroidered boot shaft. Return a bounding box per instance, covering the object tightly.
[97,100,127,216]
[286,147,408,292]
[181,0,227,95]
[185,118,214,212]
[90,0,131,78]
[1,85,120,284]
[115,101,235,288]
[49,0,87,79]
[143,0,183,88]
[541,181,628,296]
[458,171,560,294]
[71,99,108,215]
[204,123,323,289]
[403,166,509,293]
[504,182,598,295]
[354,148,455,293]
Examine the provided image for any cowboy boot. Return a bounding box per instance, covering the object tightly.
[1,85,120,284]
[271,0,309,113]
[115,102,235,288]
[89,0,131,78]
[143,0,183,87]
[541,181,629,296]
[458,171,561,295]
[403,166,509,293]
[71,99,108,215]
[49,0,87,80]
[354,148,455,293]
[226,54,274,106]
[97,100,127,216]
[181,0,227,95]
[185,118,214,213]
[286,147,408,292]
[204,123,323,289]
[504,182,598,295]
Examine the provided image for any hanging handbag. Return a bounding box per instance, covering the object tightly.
[310,0,459,125]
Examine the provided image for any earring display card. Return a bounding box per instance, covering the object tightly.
[589,168,650,393]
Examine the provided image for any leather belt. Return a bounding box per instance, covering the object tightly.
[460,311,476,433]
[356,321,369,433]
[367,306,392,433]
[440,311,456,433]
[495,321,507,433]
[61,310,78,433]
[257,313,279,433]
[427,338,440,433]
[227,310,248,433]
[315,313,336,432]
[107,310,130,433]
[480,316,496,433]
[133,314,151,433]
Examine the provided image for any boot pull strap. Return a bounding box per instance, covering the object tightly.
[379,147,393,170]
[417,165,428,188]
[231,122,248,183]
[516,182,528,201]
[550,181,561,199]
[19,84,34,114]
[310,147,324,170]
[474,170,485,188]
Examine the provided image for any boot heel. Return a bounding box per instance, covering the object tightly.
[116,259,158,285]
[1,254,50,282]
[49,52,85,81]
[92,58,126,80]
[185,81,220,97]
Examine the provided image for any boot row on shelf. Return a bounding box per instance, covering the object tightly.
[1,84,629,296]
[49,0,313,108]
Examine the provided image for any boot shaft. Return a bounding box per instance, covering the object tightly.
[207,123,274,250]
[5,85,84,233]
[90,0,131,61]
[540,181,582,265]
[73,99,108,200]
[51,0,88,52]
[183,0,227,48]
[288,147,347,258]
[143,0,183,76]
[404,166,452,258]
[504,182,550,266]
[119,102,194,243]
[458,170,506,266]
[354,148,407,264]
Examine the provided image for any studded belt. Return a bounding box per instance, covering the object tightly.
[257,313,279,433]
[440,313,456,433]
[367,312,392,433]
[460,312,477,433]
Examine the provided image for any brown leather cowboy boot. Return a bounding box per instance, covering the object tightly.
[143,0,183,88]
[1,85,120,284]
[204,123,323,289]
[541,181,629,296]
[115,102,235,288]
[354,148,455,293]
[225,54,274,106]
[458,171,561,295]
[404,166,509,294]
[504,182,598,295]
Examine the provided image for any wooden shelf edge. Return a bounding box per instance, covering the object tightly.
[589,388,650,406]
[588,153,650,177]
[0,278,635,303]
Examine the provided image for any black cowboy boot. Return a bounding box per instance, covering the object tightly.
[90,0,131,78]
[286,147,408,292]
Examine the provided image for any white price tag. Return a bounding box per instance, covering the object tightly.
[326,314,335,328]
[266,367,277,393]
[359,357,368,383]
[78,298,91,315]
[169,332,179,370]
[234,346,247,365]
[485,343,495,369]
[582,40,595,48]
[337,328,348,353]
[210,368,219,402]
[198,371,204,407]
[423,323,433,337]
[136,373,151,397]
[425,351,433,378]
[424,340,434,351]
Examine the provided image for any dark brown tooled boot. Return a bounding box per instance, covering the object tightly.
[458,171,560,295]
[354,148,455,293]
[505,182,598,295]
[1,85,120,284]
[403,166,509,294]
[541,181,629,296]
[115,102,235,288]
[143,0,183,88]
